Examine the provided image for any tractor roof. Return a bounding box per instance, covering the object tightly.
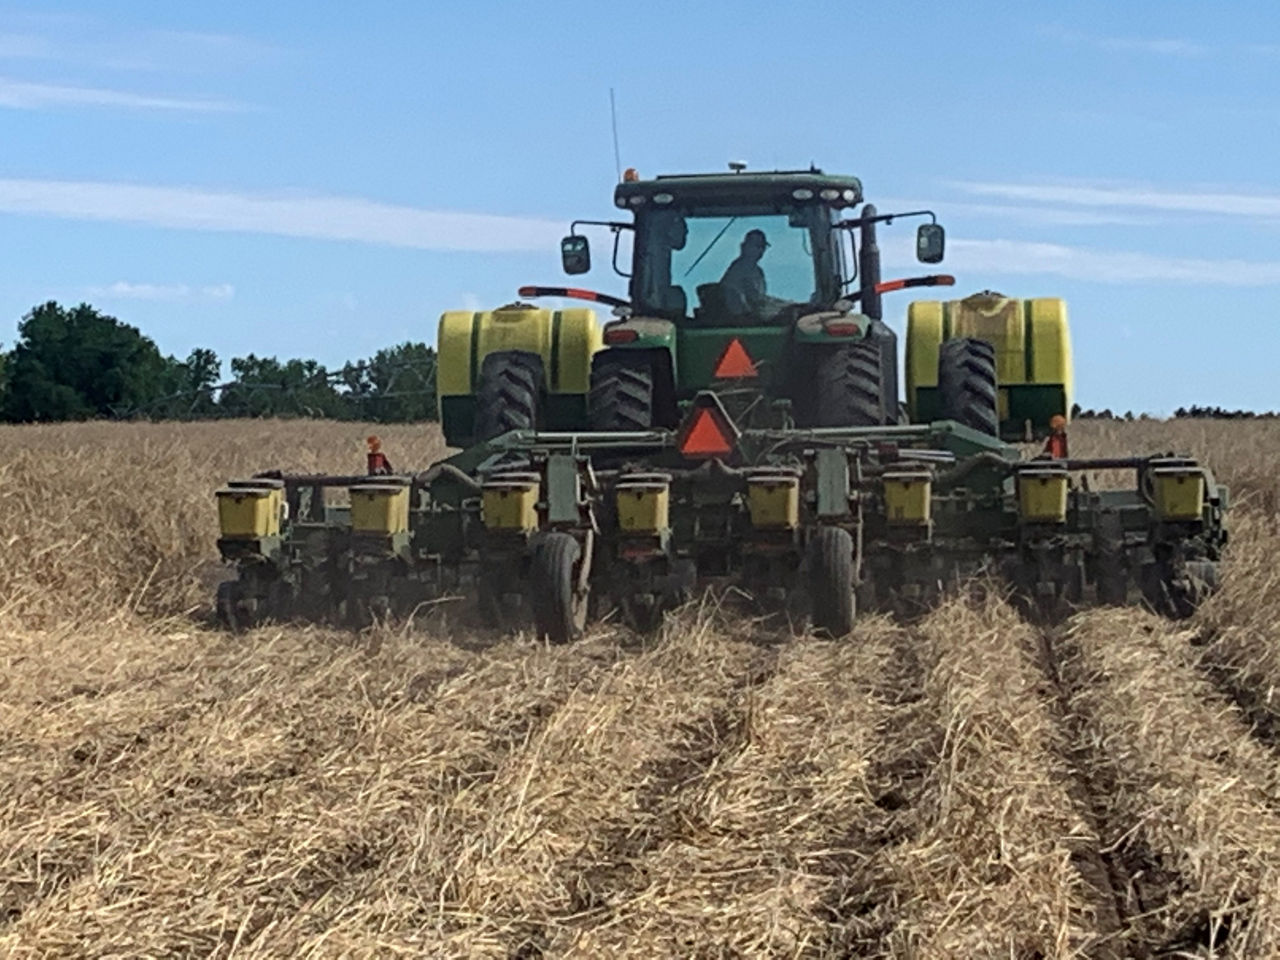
[614,168,864,211]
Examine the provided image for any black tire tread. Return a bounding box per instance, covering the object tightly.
[1094,516,1128,606]
[531,532,584,643]
[809,526,855,637]
[813,341,886,428]
[589,357,655,432]
[938,337,999,437]
[216,580,244,633]
[475,350,543,442]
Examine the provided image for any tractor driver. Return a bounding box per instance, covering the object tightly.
[719,228,772,317]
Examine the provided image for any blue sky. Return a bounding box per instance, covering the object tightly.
[1,1,1278,413]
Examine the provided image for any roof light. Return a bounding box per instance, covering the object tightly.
[628,195,646,206]
[792,188,814,200]
[623,167,640,182]
[842,189,857,202]
[653,192,674,204]
[712,337,757,379]
[615,197,627,208]
[819,188,841,201]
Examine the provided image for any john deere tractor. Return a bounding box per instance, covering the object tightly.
[215,166,1221,643]
[437,166,1071,446]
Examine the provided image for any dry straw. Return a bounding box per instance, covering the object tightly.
[1063,608,1280,956]
[872,599,1097,958]
[1,417,1279,956]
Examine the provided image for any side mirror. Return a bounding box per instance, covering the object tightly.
[561,235,591,275]
[916,223,945,264]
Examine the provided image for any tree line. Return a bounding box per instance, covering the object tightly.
[4,301,1272,426]
[0,302,438,423]
[1071,404,1279,421]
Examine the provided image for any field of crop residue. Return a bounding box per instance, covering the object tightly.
[2,417,1279,958]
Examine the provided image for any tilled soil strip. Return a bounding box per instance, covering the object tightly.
[1057,608,1280,957]
[426,615,772,956]
[866,600,1098,957]
[553,620,902,956]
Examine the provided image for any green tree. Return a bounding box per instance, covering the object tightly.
[220,354,347,419]
[341,342,437,422]
[2,302,177,421]
[175,347,222,416]
[147,347,223,419]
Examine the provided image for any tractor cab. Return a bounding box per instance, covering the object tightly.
[553,167,949,432]
[620,170,861,327]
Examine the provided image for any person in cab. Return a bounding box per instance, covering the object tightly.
[719,228,771,316]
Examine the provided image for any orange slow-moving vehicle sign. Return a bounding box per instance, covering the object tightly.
[679,407,735,458]
[712,338,757,379]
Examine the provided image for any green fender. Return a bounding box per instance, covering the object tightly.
[594,317,679,424]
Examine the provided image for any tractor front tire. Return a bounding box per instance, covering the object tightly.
[812,341,886,427]
[589,357,655,432]
[809,526,856,638]
[938,338,999,438]
[475,350,543,442]
[530,533,588,643]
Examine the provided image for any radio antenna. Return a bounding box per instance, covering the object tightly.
[609,88,622,181]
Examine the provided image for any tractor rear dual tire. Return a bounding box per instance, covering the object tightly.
[813,341,887,428]
[589,357,656,432]
[475,350,544,442]
[938,338,999,438]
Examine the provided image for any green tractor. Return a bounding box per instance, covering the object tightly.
[437,165,1070,447]
[217,166,1216,643]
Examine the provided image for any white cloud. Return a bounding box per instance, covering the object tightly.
[1042,26,1210,57]
[88,281,190,300]
[1096,36,1207,57]
[92,29,282,73]
[21,178,1279,290]
[952,180,1280,220]
[879,195,1155,227]
[0,32,53,59]
[0,178,565,252]
[950,238,1280,285]
[87,281,235,301]
[880,236,1280,286]
[0,17,279,72]
[0,76,242,111]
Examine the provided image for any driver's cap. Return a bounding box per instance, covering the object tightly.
[744,228,770,247]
